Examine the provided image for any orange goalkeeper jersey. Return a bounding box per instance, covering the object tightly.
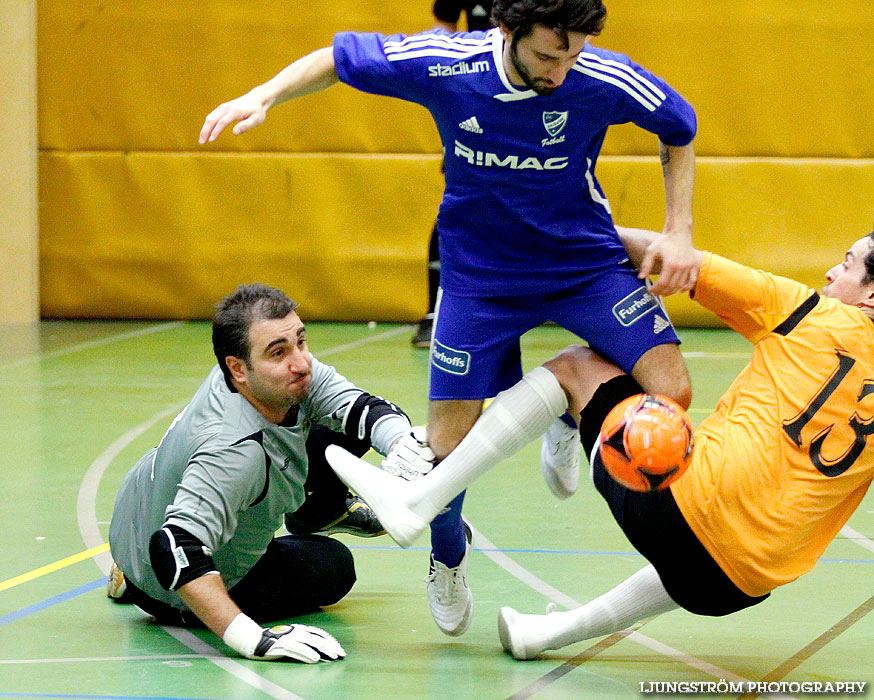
[671,253,874,597]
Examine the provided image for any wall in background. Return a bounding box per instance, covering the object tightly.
[37,1,874,323]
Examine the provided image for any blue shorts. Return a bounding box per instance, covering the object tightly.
[429,265,679,401]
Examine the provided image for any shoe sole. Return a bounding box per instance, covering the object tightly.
[106,564,128,601]
[314,501,386,538]
[316,526,386,537]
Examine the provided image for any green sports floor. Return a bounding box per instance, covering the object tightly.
[2,321,873,700]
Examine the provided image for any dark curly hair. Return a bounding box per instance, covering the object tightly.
[864,231,874,284]
[212,283,298,390]
[492,0,607,49]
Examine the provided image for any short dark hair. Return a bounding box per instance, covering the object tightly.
[212,283,299,389]
[864,231,874,284]
[492,0,607,49]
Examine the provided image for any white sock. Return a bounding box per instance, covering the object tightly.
[409,366,567,522]
[546,565,678,650]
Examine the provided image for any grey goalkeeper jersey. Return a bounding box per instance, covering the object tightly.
[108,358,408,609]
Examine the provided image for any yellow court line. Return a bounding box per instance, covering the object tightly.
[0,542,109,593]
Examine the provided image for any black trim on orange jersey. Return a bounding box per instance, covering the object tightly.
[773,292,820,336]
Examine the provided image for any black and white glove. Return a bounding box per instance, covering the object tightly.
[381,426,436,481]
[222,613,345,663]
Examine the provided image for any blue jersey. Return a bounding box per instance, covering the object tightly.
[333,29,696,297]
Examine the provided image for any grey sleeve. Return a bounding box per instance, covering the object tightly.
[305,357,411,455]
[162,440,267,553]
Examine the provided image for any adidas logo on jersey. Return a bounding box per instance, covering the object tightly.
[653,315,671,335]
[459,117,483,134]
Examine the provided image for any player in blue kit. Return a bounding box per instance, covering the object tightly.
[200,0,698,638]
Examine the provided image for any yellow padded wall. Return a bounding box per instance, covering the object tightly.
[39,152,874,322]
[37,1,441,153]
[37,1,874,321]
[39,1,874,157]
[39,152,444,320]
[598,1,874,158]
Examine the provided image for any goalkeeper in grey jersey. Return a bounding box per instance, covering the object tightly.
[107,283,417,663]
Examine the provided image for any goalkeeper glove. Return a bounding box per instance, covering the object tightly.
[222,613,345,663]
[381,426,436,480]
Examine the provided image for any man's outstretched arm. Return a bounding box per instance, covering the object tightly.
[199,47,338,144]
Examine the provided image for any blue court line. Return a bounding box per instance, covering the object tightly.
[0,579,104,628]
[347,545,648,555]
[348,544,874,564]
[0,694,235,700]
[2,553,872,633]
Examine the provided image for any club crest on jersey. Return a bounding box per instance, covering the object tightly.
[542,111,568,147]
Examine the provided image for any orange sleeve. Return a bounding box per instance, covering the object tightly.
[692,252,816,343]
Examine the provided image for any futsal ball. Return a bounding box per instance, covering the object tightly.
[598,394,693,492]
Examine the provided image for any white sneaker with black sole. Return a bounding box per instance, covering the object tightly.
[540,417,581,499]
[426,522,473,636]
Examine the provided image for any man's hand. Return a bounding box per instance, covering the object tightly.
[199,91,268,144]
[637,232,699,296]
[223,614,345,663]
[198,47,337,145]
[382,426,436,480]
[250,624,345,663]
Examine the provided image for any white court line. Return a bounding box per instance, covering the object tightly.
[315,325,413,358]
[840,524,874,556]
[625,632,795,700]
[468,523,579,611]
[77,326,413,700]
[0,654,206,665]
[164,627,310,700]
[681,351,751,359]
[470,524,797,700]
[77,404,187,573]
[0,321,185,372]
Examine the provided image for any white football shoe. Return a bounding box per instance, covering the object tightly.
[540,417,581,499]
[426,522,473,636]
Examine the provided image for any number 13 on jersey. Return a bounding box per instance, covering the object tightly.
[782,349,874,477]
